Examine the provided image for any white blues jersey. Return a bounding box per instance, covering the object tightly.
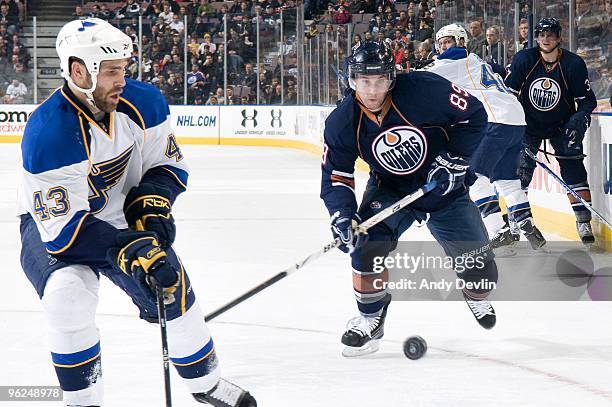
[424,47,526,126]
[18,78,188,259]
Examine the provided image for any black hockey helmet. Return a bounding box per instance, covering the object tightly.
[347,41,396,90]
[534,17,561,37]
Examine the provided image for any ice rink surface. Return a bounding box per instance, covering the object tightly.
[1,144,612,407]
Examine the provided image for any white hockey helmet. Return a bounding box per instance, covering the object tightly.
[56,18,133,101]
[435,23,468,50]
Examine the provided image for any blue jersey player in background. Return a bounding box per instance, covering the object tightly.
[17,19,256,407]
[505,18,598,245]
[320,41,498,357]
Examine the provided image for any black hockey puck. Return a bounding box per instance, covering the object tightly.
[403,336,427,360]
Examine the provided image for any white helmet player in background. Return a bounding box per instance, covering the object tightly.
[435,23,468,52]
[56,18,132,109]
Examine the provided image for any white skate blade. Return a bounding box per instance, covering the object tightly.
[342,340,381,357]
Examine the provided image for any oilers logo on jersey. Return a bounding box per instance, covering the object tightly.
[528,78,561,112]
[371,126,428,175]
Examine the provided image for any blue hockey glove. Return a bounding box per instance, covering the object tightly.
[331,210,365,253]
[426,151,470,196]
[107,230,179,302]
[124,183,175,248]
[562,112,589,151]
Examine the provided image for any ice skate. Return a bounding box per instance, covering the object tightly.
[193,378,257,407]
[518,218,547,250]
[576,221,595,246]
[507,215,521,242]
[463,291,496,330]
[489,226,517,257]
[341,294,391,357]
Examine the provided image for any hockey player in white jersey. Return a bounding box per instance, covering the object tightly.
[425,24,546,250]
[18,19,256,407]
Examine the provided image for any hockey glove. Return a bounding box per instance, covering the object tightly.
[331,210,365,253]
[107,230,179,303]
[124,183,175,248]
[426,151,470,196]
[562,112,589,151]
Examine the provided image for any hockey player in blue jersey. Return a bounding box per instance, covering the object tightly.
[320,41,498,357]
[17,19,256,407]
[505,17,598,245]
[427,24,546,251]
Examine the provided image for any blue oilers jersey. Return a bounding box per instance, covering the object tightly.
[17,78,188,266]
[321,72,488,215]
[504,47,597,138]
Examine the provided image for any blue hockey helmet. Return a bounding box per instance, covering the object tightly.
[534,17,561,37]
[347,41,396,91]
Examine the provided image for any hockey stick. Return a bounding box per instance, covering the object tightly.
[155,284,173,407]
[524,148,612,229]
[535,146,585,160]
[204,181,437,321]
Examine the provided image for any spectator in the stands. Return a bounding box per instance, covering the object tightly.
[225,86,239,104]
[415,18,433,42]
[186,0,200,22]
[72,5,87,20]
[165,72,183,104]
[199,33,216,54]
[187,63,206,101]
[333,5,351,24]
[116,0,141,20]
[518,18,529,50]
[269,83,282,104]
[205,95,218,105]
[159,3,174,24]
[169,14,185,33]
[5,77,26,103]
[397,10,408,29]
[369,15,385,36]
[90,4,110,20]
[405,22,415,41]
[406,8,417,27]
[239,62,257,89]
[144,61,162,82]
[198,0,215,17]
[485,26,505,66]
[167,53,184,75]
[413,41,433,68]
[212,87,225,104]
[398,46,411,72]
[467,20,485,57]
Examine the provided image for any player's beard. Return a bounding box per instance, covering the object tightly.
[93,86,123,113]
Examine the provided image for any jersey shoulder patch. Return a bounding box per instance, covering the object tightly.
[117,78,170,129]
[22,91,87,174]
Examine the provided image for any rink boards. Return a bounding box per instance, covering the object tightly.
[1,103,610,248]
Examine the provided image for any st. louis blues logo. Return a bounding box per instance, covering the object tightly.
[372,126,427,175]
[529,77,560,112]
[241,109,257,128]
[88,144,134,213]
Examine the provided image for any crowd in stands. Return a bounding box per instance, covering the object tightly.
[76,0,299,104]
[0,0,30,103]
[1,0,609,105]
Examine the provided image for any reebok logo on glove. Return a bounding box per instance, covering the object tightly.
[142,196,171,210]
